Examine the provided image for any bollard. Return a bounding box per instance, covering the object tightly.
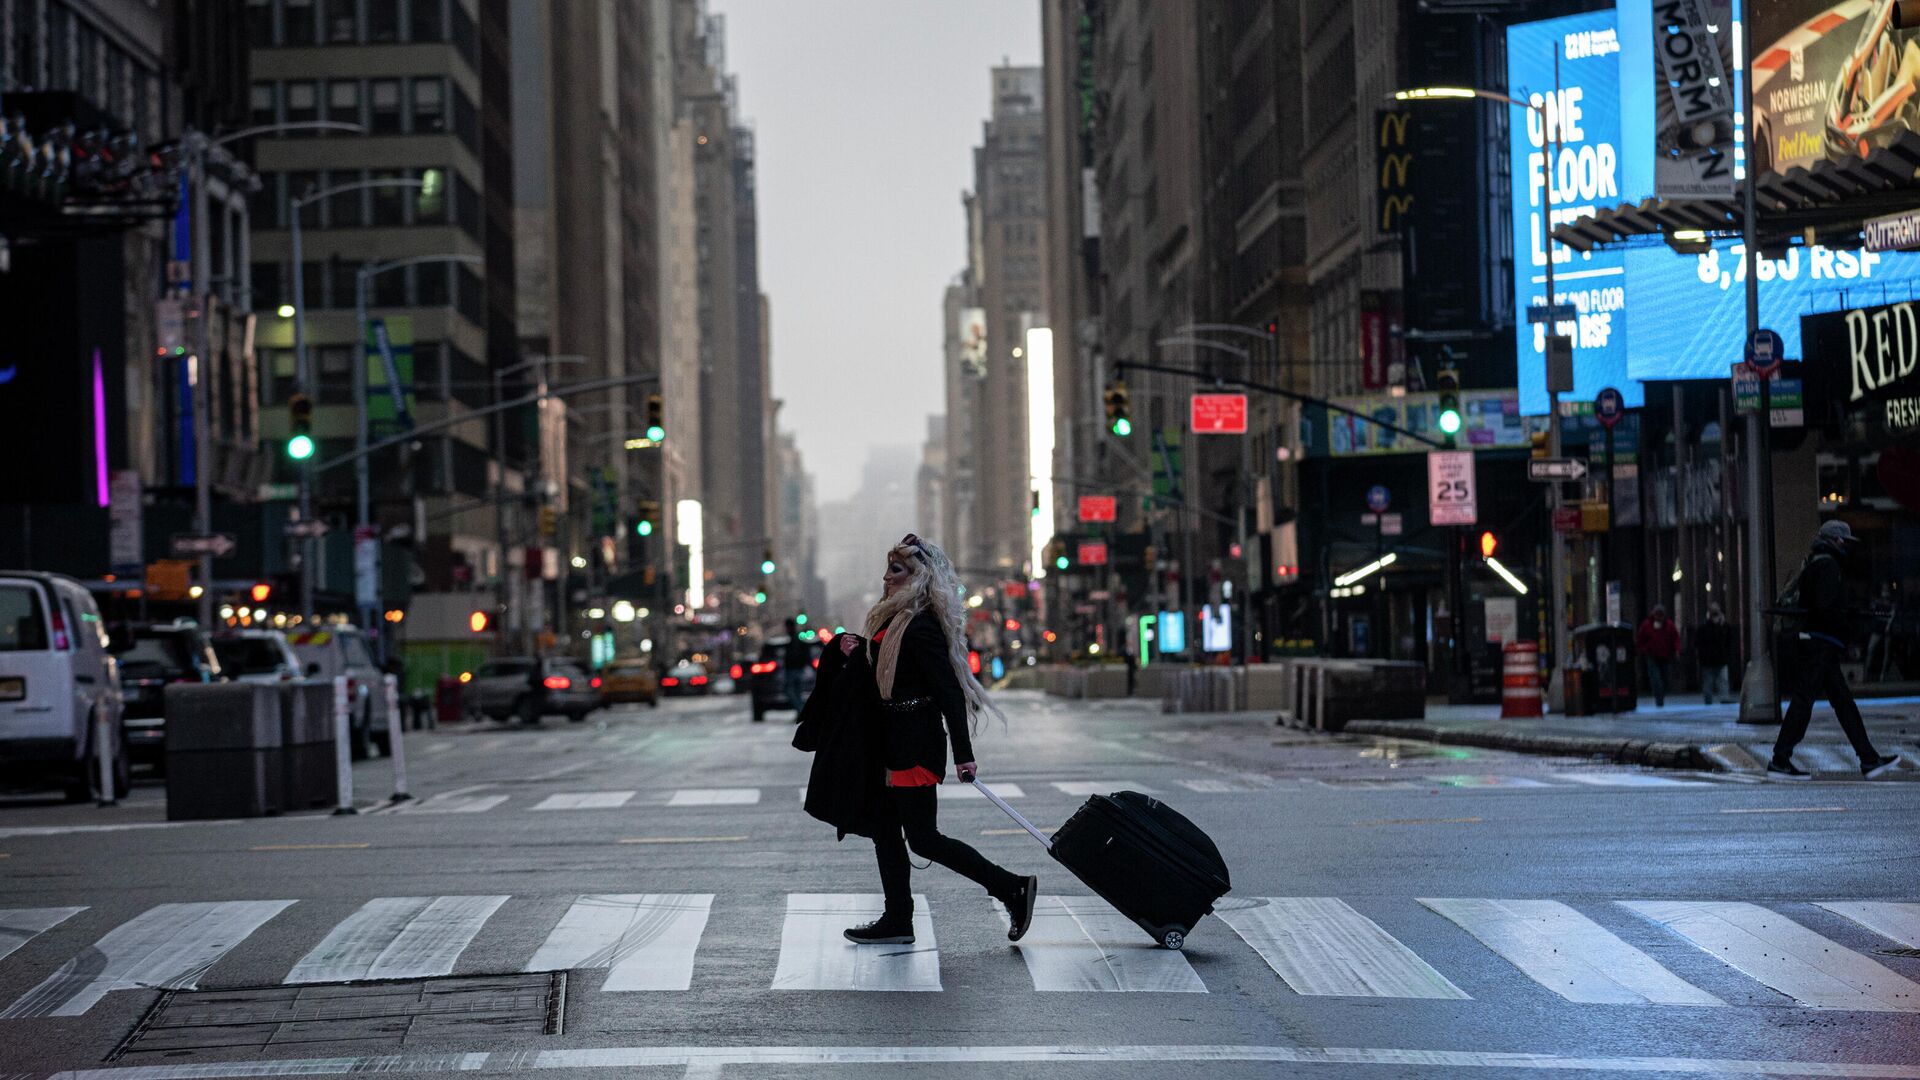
[94,709,117,808]
[384,674,411,803]
[332,675,357,815]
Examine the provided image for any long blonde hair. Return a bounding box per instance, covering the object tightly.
[863,534,1003,733]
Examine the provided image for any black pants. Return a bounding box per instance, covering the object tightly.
[873,785,1020,918]
[1774,638,1879,765]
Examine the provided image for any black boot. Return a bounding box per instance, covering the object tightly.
[998,875,1039,942]
[844,913,914,945]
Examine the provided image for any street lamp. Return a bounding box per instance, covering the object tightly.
[1393,74,1574,711]
[289,173,425,619]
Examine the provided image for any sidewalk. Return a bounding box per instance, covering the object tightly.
[1341,696,1920,775]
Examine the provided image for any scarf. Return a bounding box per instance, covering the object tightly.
[867,609,916,701]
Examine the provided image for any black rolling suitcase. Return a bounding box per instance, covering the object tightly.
[973,780,1230,950]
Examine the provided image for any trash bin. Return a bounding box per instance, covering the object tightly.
[435,676,464,727]
[162,683,285,820]
[279,680,338,811]
[1572,622,1637,713]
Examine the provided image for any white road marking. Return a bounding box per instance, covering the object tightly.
[771,893,939,991]
[526,760,595,781]
[0,907,85,965]
[285,896,507,984]
[1719,806,1847,814]
[424,742,453,755]
[524,894,714,991]
[1552,772,1712,788]
[1623,900,1920,1011]
[1419,898,1722,1006]
[1431,775,1555,788]
[666,788,761,807]
[1816,902,1920,948]
[938,783,1023,800]
[1176,778,1255,793]
[48,1043,1920,1077]
[1000,897,1205,992]
[0,820,243,839]
[1796,745,1859,774]
[1049,781,1155,796]
[1,900,295,1018]
[1216,897,1469,999]
[533,791,636,811]
[395,790,510,813]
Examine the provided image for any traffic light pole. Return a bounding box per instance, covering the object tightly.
[292,197,314,620]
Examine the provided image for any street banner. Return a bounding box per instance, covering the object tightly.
[1651,0,1735,198]
[1751,0,1917,179]
[1801,301,1920,439]
[1427,449,1479,526]
[957,307,987,377]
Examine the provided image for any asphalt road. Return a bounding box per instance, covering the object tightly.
[0,689,1916,1079]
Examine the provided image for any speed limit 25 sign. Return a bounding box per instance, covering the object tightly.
[1427,450,1478,526]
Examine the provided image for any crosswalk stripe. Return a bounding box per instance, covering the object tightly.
[533,792,636,811]
[939,783,1023,800]
[1049,782,1155,797]
[1176,779,1255,794]
[1420,898,1722,1006]
[1795,745,1857,773]
[398,792,510,813]
[667,788,761,807]
[285,896,507,984]
[525,895,714,991]
[1001,897,1205,992]
[1,900,295,1018]
[1623,900,1920,1011]
[1216,897,1469,999]
[0,907,85,966]
[1431,775,1555,789]
[1814,902,1920,948]
[771,894,939,991]
[1552,773,1712,788]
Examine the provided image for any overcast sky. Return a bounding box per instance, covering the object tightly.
[706,0,1042,502]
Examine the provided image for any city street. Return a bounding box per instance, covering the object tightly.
[1,692,1916,1079]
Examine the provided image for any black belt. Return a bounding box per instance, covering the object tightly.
[880,697,932,713]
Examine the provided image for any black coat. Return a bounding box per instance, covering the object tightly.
[792,640,885,839]
[1694,619,1736,668]
[878,611,976,777]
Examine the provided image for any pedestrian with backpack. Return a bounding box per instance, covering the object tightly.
[1769,520,1905,780]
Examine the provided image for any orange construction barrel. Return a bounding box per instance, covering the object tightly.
[1501,640,1543,718]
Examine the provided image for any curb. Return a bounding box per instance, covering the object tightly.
[1339,720,1716,772]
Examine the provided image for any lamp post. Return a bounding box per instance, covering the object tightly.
[1735,14,1778,725]
[289,175,424,619]
[1393,72,1570,709]
[354,253,483,639]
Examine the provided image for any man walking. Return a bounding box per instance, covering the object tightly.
[1769,521,1905,780]
[1694,604,1735,705]
[1635,605,1681,707]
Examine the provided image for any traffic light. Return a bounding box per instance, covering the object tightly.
[753,590,767,604]
[1479,531,1498,559]
[760,549,777,575]
[1104,379,1132,436]
[286,394,314,460]
[468,610,491,633]
[795,613,809,626]
[635,498,660,538]
[1435,367,1462,440]
[1054,553,1069,571]
[250,582,272,603]
[645,394,665,442]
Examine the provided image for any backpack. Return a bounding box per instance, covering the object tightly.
[1772,553,1834,632]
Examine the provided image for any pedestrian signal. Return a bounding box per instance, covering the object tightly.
[1479,531,1498,559]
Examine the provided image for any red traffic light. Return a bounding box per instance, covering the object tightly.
[1479,532,1498,559]
[250,583,272,603]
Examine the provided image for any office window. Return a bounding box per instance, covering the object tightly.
[369,169,407,226]
[454,265,484,326]
[368,0,398,42]
[373,266,405,308]
[369,79,401,134]
[324,169,363,228]
[249,172,281,229]
[411,0,445,42]
[415,167,447,223]
[317,347,352,404]
[330,260,363,310]
[327,79,360,128]
[250,262,283,310]
[250,82,277,129]
[285,169,320,220]
[283,0,317,46]
[301,261,325,309]
[325,0,357,43]
[47,5,70,89]
[285,80,317,127]
[450,2,476,64]
[411,78,444,133]
[416,261,449,306]
[247,0,273,47]
[452,172,480,241]
[450,83,478,153]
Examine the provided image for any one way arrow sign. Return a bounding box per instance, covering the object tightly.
[170,532,237,558]
[1527,458,1589,482]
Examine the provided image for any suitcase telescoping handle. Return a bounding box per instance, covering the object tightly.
[970,778,1053,850]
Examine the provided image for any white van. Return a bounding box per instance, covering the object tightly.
[0,572,127,800]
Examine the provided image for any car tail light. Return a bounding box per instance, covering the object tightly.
[591,676,602,689]
[750,661,776,675]
[542,675,571,690]
[811,658,819,669]
[661,677,679,687]
[50,606,70,651]
[968,650,981,675]
[691,675,707,686]
[730,664,744,679]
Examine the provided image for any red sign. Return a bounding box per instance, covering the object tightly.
[1077,541,1110,566]
[1190,393,1248,434]
[1077,495,1118,523]
[1551,506,1583,533]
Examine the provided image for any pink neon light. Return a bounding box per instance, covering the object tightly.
[93,347,109,508]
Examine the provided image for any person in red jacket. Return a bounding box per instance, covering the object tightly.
[1635,606,1682,707]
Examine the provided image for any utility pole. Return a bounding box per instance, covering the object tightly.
[1736,9,1778,724]
[187,132,214,629]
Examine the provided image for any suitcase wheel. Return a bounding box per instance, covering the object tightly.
[1158,927,1185,951]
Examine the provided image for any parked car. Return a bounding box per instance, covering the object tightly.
[117,622,221,771]
[288,626,388,757]
[210,629,303,684]
[469,657,601,723]
[0,571,127,801]
[749,636,820,722]
[599,659,659,706]
[658,661,709,697]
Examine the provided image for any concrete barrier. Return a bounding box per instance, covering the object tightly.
[1085,666,1130,699]
[1279,658,1426,731]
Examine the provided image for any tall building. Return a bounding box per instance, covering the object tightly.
[246,0,517,610]
[940,276,982,571]
[772,429,825,620]
[917,414,947,546]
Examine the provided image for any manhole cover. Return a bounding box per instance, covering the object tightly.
[110,972,564,1063]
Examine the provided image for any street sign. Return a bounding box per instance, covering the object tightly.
[354,525,380,608]
[1427,450,1477,526]
[1189,393,1248,434]
[1379,512,1403,536]
[1864,208,1920,252]
[285,520,331,539]
[1551,506,1583,533]
[1545,335,1574,394]
[109,471,142,574]
[1731,361,1805,427]
[1077,494,1117,523]
[169,532,236,558]
[1528,458,1589,482]
[1526,302,1577,323]
[1365,484,1390,512]
[1594,386,1624,429]
[1744,327,1786,377]
[1077,540,1110,566]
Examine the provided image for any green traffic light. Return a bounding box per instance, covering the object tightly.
[1112,417,1132,436]
[795,613,808,626]
[1054,555,1068,570]
[760,559,776,574]
[1438,409,1462,435]
[636,520,653,537]
[754,590,767,604]
[646,424,665,442]
[286,433,315,460]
